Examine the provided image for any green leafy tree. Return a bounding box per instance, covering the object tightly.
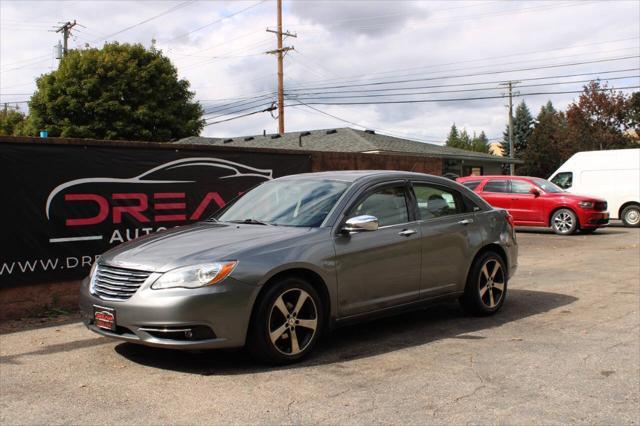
[28,42,203,141]
[0,108,27,135]
[501,100,533,158]
[521,102,568,178]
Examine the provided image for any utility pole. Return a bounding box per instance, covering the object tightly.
[266,0,295,135]
[500,81,520,175]
[55,21,77,57]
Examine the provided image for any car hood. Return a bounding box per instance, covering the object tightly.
[545,192,605,203]
[100,222,314,272]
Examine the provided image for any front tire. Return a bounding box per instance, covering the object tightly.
[247,277,324,365]
[460,252,508,316]
[551,208,578,235]
[621,204,640,227]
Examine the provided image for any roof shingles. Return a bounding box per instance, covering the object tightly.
[177,127,518,163]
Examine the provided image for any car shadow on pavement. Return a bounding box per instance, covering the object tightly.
[114,288,577,375]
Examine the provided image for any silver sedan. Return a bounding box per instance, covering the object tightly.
[80,171,518,364]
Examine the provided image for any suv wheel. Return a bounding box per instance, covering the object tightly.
[460,251,507,316]
[248,277,323,364]
[551,208,578,235]
[621,204,640,227]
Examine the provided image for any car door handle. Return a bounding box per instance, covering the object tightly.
[398,229,417,237]
[458,219,474,225]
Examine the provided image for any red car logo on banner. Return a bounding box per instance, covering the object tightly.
[45,157,273,243]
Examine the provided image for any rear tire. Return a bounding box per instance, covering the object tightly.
[551,208,578,235]
[460,251,508,316]
[247,277,324,365]
[621,204,640,227]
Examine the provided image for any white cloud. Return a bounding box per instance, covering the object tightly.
[1,0,638,143]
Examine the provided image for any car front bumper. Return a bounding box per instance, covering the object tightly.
[79,275,259,350]
[580,210,610,228]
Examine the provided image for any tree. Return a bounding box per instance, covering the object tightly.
[521,102,568,178]
[28,42,203,141]
[0,109,27,136]
[445,123,460,148]
[626,91,639,136]
[501,100,533,158]
[471,131,489,153]
[564,81,634,153]
[459,129,472,150]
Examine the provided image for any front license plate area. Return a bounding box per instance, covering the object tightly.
[93,305,116,331]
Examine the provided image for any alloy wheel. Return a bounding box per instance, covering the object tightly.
[478,259,505,309]
[553,210,574,233]
[268,288,318,356]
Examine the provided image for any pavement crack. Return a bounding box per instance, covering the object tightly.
[470,354,485,384]
[286,399,296,424]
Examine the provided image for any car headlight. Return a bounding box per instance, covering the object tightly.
[151,261,238,290]
[578,201,594,209]
[89,261,98,294]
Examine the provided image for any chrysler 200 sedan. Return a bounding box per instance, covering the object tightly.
[80,171,518,364]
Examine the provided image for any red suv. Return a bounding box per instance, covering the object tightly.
[456,175,609,235]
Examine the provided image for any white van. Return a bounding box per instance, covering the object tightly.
[549,148,640,227]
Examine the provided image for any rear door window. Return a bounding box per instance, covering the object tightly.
[482,180,509,193]
[509,180,534,194]
[462,180,481,190]
[412,184,462,220]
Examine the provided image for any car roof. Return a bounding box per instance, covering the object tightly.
[276,170,449,183]
[458,175,538,181]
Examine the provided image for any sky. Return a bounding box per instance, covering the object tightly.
[1,0,639,144]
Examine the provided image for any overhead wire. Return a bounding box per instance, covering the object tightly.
[162,0,268,43]
[284,55,640,92]
[282,36,639,90]
[89,0,196,43]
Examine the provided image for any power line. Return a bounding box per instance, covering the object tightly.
[285,68,639,96]
[285,74,639,100]
[289,101,444,143]
[285,55,640,92]
[204,100,277,121]
[284,37,638,89]
[163,0,267,43]
[285,85,640,106]
[90,1,195,43]
[204,103,276,126]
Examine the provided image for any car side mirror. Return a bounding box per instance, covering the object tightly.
[529,188,540,197]
[343,215,379,233]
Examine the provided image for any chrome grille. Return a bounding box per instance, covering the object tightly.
[92,264,151,300]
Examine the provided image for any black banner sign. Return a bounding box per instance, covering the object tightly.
[0,142,311,286]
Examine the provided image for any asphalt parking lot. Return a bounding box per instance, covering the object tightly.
[1,226,639,425]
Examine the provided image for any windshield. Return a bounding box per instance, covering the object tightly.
[532,178,564,193]
[214,179,350,227]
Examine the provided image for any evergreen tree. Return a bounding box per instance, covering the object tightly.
[521,103,567,178]
[471,131,490,153]
[459,129,472,150]
[501,100,534,158]
[445,123,460,148]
